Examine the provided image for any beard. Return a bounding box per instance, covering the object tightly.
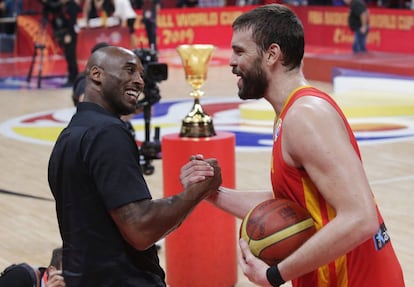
[237,56,268,100]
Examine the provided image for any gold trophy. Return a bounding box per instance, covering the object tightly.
[177,44,216,138]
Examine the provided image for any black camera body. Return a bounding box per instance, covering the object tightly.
[133,48,168,107]
[132,48,168,175]
[134,48,168,83]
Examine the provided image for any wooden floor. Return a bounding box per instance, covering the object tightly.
[0,52,413,286]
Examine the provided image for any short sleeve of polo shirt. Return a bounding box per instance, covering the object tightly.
[84,124,152,210]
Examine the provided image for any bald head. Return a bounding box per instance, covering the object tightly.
[86,46,137,74]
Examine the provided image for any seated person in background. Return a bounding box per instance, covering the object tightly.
[83,0,114,27]
[112,0,138,48]
[0,247,64,287]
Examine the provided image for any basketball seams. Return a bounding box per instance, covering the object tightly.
[249,200,281,237]
[240,199,316,265]
[248,217,315,256]
[249,202,308,239]
[241,199,280,242]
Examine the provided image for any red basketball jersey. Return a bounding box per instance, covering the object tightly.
[271,86,405,287]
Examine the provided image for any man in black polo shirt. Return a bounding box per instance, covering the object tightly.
[47,46,222,287]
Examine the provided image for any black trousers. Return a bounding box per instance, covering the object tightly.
[143,18,157,51]
[63,33,79,84]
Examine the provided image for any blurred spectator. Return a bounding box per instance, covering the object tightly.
[0,247,64,287]
[307,0,331,4]
[344,0,369,53]
[141,0,161,51]
[0,0,22,34]
[47,0,82,86]
[332,0,345,6]
[386,0,408,7]
[1,0,22,17]
[176,0,198,8]
[236,0,262,5]
[112,0,138,48]
[0,1,4,18]
[102,0,114,14]
[83,0,102,25]
[83,0,114,27]
[198,0,225,7]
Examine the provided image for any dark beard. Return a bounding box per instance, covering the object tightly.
[238,57,268,100]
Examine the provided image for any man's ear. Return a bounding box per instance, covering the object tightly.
[90,66,103,82]
[266,43,282,65]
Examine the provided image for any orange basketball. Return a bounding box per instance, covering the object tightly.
[240,198,316,265]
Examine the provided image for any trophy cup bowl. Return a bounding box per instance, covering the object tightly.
[177,44,216,138]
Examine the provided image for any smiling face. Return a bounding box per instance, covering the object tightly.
[95,47,145,116]
[230,28,269,101]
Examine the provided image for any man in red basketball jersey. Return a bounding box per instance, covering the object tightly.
[180,4,405,287]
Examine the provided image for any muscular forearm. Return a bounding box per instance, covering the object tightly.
[111,164,221,250]
[207,187,273,219]
[112,188,214,250]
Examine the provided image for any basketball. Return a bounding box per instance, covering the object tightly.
[240,198,316,265]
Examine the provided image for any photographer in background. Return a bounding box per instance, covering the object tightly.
[42,0,81,87]
[0,247,64,287]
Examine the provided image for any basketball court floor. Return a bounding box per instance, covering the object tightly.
[0,47,413,286]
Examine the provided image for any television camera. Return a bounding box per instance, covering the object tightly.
[133,48,168,175]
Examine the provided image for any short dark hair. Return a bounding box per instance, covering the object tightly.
[232,4,305,71]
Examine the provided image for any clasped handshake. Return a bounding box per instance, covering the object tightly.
[180,154,222,202]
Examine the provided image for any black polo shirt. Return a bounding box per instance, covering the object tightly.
[48,102,165,287]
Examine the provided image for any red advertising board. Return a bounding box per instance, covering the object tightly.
[292,6,414,53]
[139,6,249,49]
[14,5,414,59]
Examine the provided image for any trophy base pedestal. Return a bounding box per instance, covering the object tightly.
[179,122,216,138]
[162,132,237,287]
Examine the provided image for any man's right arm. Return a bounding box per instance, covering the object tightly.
[180,155,273,219]
[110,159,222,250]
